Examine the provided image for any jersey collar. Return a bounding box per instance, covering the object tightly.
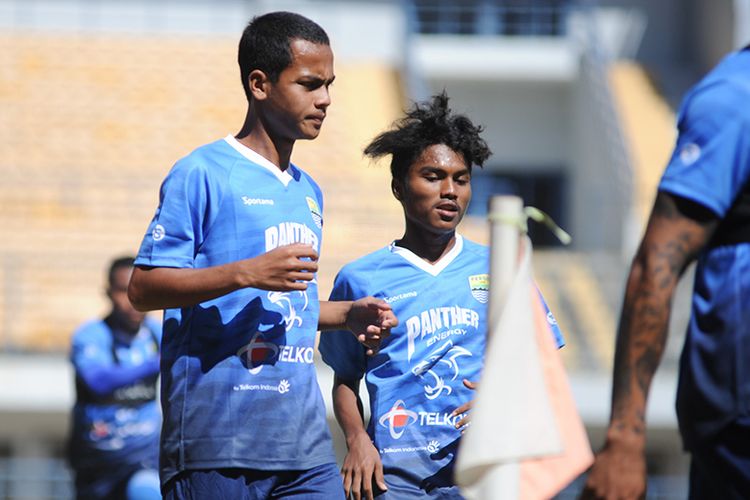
[224,134,294,187]
[389,234,464,277]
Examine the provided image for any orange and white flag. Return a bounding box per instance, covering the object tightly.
[455,237,592,499]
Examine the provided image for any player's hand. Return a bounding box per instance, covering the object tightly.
[451,379,477,433]
[242,243,318,291]
[345,297,396,356]
[341,432,387,500]
[580,437,647,500]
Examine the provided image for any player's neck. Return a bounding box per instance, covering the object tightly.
[236,107,294,170]
[396,227,457,264]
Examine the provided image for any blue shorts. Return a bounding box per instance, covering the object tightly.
[75,466,157,500]
[375,473,462,499]
[163,463,345,500]
[688,416,750,500]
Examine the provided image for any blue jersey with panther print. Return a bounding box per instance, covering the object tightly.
[135,135,335,485]
[320,236,563,498]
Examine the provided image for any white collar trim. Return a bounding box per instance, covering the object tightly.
[224,134,293,186]
[389,235,464,277]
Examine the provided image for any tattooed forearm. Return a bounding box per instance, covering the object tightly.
[610,242,675,416]
[636,345,663,397]
[608,193,717,434]
[610,266,670,433]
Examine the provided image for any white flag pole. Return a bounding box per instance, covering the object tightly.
[458,196,585,499]
[460,195,524,500]
[488,195,523,330]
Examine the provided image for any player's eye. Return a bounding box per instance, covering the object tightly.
[300,80,322,90]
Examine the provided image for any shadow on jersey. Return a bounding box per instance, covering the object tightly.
[162,296,289,374]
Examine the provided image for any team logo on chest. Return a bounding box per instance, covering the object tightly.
[468,274,489,304]
[306,197,323,229]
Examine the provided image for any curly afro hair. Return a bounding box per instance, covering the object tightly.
[364,91,491,182]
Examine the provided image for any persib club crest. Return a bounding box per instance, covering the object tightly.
[306,196,323,229]
[468,274,489,304]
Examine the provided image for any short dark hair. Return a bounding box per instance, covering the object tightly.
[108,256,135,286]
[364,92,492,182]
[238,11,330,101]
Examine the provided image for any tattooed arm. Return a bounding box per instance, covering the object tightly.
[582,192,718,500]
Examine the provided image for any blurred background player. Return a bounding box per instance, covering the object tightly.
[583,46,750,499]
[67,256,161,500]
[127,11,394,500]
[319,92,564,499]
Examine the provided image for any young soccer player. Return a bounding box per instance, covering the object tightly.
[583,46,750,500]
[319,93,563,499]
[128,12,395,499]
[68,257,161,500]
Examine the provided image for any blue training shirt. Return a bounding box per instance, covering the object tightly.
[69,317,162,495]
[659,48,750,448]
[135,136,335,484]
[319,236,563,498]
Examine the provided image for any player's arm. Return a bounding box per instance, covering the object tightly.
[128,243,319,311]
[77,360,160,397]
[583,192,719,499]
[71,332,160,397]
[319,298,397,356]
[333,375,387,500]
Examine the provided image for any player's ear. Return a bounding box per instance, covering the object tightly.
[391,179,403,201]
[248,69,270,101]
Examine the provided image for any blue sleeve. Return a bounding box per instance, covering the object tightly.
[318,268,368,381]
[71,325,160,397]
[535,286,565,349]
[135,159,218,268]
[145,316,163,345]
[659,81,750,218]
[78,361,160,397]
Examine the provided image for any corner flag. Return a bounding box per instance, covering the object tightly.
[455,198,592,499]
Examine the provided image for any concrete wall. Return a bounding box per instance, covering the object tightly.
[568,59,631,253]
[691,0,738,73]
[596,0,743,102]
[423,80,571,173]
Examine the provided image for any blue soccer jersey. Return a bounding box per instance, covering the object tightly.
[69,317,162,495]
[658,49,750,447]
[135,136,335,484]
[319,236,563,498]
